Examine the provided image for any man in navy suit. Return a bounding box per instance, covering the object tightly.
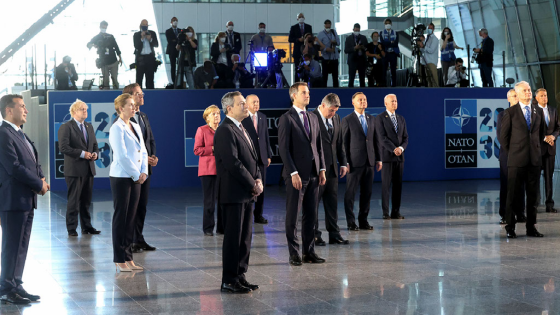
[241,94,273,224]
[375,94,408,220]
[289,13,312,83]
[165,17,180,86]
[278,82,327,266]
[0,95,49,304]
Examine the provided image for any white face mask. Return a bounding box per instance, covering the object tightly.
[298,18,305,23]
[444,31,449,35]
[100,28,107,33]
[427,29,433,35]
[372,36,379,42]
[172,21,178,27]
[227,25,234,31]
[220,37,226,43]
[186,32,193,37]
[353,31,360,36]
[304,60,310,65]
[385,24,392,30]
[325,27,331,32]
[259,28,266,33]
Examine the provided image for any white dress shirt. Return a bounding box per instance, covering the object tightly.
[538,104,549,127]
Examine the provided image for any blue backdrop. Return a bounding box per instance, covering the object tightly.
[48,87,509,191]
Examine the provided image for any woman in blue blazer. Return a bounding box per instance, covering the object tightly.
[109,93,149,272]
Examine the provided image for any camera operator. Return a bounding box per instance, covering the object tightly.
[366,31,385,87]
[344,23,367,87]
[165,17,180,86]
[473,28,494,87]
[225,21,242,55]
[440,27,463,85]
[211,32,234,88]
[380,19,399,87]
[317,19,340,87]
[445,58,468,87]
[297,54,322,88]
[250,23,274,53]
[417,23,439,87]
[175,26,198,89]
[194,61,218,89]
[231,54,254,88]
[87,21,122,90]
[133,19,159,89]
[55,56,78,90]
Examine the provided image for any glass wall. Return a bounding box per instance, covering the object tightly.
[153,0,333,3]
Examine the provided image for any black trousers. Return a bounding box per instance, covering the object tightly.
[0,210,33,294]
[285,172,319,257]
[367,63,385,87]
[499,158,525,217]
[348,61,366,87]
[315,169,341,239]
[322,59,339,87]
[168,51,178,85]
[221,202,253,284]
[381,161,404,216]
[293,54,302,83]
[505,166,539,230]
[133,177,151,244]
[64,175,94,231]
[136,54,156,89]
[383,53,398,87]
[110,177,141,263]
[344,165,374,226]
[201,175,223,233]
[542,153,555,208]
[479,64,494,87]
[253,164,266,219]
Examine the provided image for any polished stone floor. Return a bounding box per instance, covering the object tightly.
[2,178,560,314]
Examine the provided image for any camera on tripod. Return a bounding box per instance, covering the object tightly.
[410,23,426,57]
[176,28,190,46]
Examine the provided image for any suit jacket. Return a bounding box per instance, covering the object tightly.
[131,111,156,175]
[242,111,273,167]
[500,103,545,167]
[278,107,326,180]
[250,33,274,52]
[214,117,261,204]
[0,123,44,212]
[165,27,180,55]
[541,106,560,156]
[55,63,78,90]
[311,110,347,177]
[344,34,368,65]
[133,30,159,57]
[225,31,242,54]
[193,125,217,176]
[478,36,494,66]
[496,109,508,163]
[210,42,233,68]
[289,23,313,59]
[342,112,380,168]
[108,118,149,181]
[375,112,409,162]
[58,119,99,177]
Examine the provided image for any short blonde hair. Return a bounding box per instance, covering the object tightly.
[203,105,220,122]
[114,94,134,115]
[69,99,88,115]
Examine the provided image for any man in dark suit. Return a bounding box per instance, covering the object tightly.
[165,17,180,86]
[344,23,368,88]
[312,93,349,246]
[375,94,408,220]
[342,92,382,231]
[289,13,312,83]
[57,100,101,236]
[215,91,263,294]
[134,19,159,89]
[500,81,546,238]
[241,94,272,224]
[123,84,159,253]
[536,88,559,213]
[225,21,242,55]
[0,95,49,304]
[279,82,327,266]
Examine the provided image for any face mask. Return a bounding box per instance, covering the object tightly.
[172,21,178,27]
[141,25,148,31]
[100,28,107,33]
[220,37,226,43]
[444,31,449,35]
[427,29,433,35]
[385,24,392,30]
[372,36,378,41]
[186,32,193,37]
[259,28,265,33]
[353,31,360,36]
[227,25,234,31]
[325,27,331,32]
[304,60,310,65]
[298,18,305,23]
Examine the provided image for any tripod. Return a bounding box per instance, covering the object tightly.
[407,49,423,87]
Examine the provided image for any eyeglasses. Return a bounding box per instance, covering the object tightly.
[134,92,145,97]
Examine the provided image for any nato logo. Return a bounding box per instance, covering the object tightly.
[445,100,476,134]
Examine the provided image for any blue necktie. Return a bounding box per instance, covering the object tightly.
[544,108,550,127]
[391,114,398,133]
[524,106,531,130]
[360,114,368,135]
[18,130,36,162]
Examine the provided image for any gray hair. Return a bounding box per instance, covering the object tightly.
[231,54,240,62]
[535,88,547,96]
[507,89,517,98]
[69,99,88,115]
[514,81,530,93]
[221,91,242,114]
[321,93,340,108]
[479,28,488,35]
[384,94,397,103]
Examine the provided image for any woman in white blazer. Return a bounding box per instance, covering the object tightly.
[109,93,149,272]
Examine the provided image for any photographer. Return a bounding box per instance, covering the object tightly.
[231,54,254,88]
[445,58,468,87]
[133,19,159,89]
[165,17,180,86]
[366,31,385,87]
[55,56,78,90]
[473,28,494,87]
[87,21,122,90]
[344,23,367,87]
[380,18,399,87]
[194,61,218,89]
[317,19,340,87]
[301,33,320,60]
[417,23,439,87]
[175,26,198,89]
[297,54,322,88]
[440,27,463,85]
[210,32,234,88]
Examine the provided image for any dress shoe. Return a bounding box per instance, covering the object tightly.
[289,254,302,266]
[115,263,132,272]
[82,228,101,235]
[239,279,259,290]
[204,232,214,236]
[527,228,544,237]
[329,236,350,245]
[315,237,326,246]
[125,261,144,270]
[546,208,558,213]
[303,252,326,264]
[68,230,78,237]
[254,216,268,224]
[516,215,527,223]
[13,288,39,302]
[382,215,391,220]
[505,227,517,239]
[139,242,156,251]
[220,282,251,294]
[499,217,506,224]
[359,223,374,230]
[347,223,359,231]
[0,292,30,305]
[216,230,224,235]
[391,214,405,219]
[131,244,144,253]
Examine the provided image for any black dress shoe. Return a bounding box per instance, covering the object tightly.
[302,252,326,264]
[140,242,156,251]
[347,223,359,231]
[254,216,268,224]
[0,292,30,305]
[505,227,517,239]
[68,230,78,236]
[315,237,326,246]
[204,232,214,236]
[359,223,374,230]
[289,254,302,266]
[382,215,391,220]
[131,244,144,253]
[391,214,405,219]
[329,236,350,245]
[546,208,558,213]
[216,230,224,235]
[499,217,506,224]
[14,288,40,301]
[220,282,251,294]
[517,215,527,223]
[239,279,259,290]
[527,228,544,237]
[82,228,101,235]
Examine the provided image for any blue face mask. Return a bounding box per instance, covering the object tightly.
[427,29,433,35]
[141,26,148,31]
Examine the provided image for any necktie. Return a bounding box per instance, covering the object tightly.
[391,114,398,133]
[524,106,531,130]
[136,113,147,138]
[300,24,304,36]
[327,120,333,138]
[18,130,36,162]
[253,114,258,132]
[80,123,88,145]
[240,124,254,151]
[356,36,362,56]
[359,114,368,135]
[174,28,178,37]
[545,108,550,127]
[300,111,310,137]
